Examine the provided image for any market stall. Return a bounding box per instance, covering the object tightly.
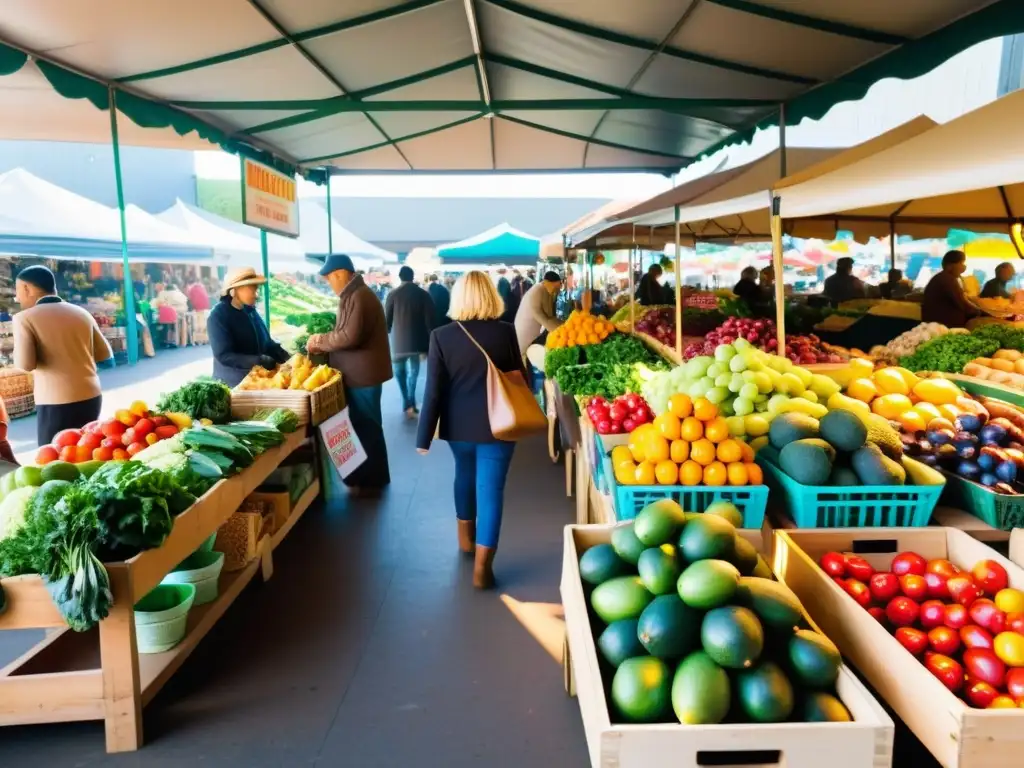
[436,222,541,266]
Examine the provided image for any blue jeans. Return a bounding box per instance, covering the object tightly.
[393,355,421,410]
[449,441,516,549]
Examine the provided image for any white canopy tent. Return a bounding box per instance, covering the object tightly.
[297,199,394,270]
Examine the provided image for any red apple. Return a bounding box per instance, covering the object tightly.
[971,560,1009,597]
[886,596,920,627]
[869,572,900,603]
[820,552,847,578]
[963,648,1006,688]
[895,627,928,656]
[924,652,965,693]
[947,575,983,608]
[926,559,961,579]
[892,552,927,576]
[845,556,874,582]
[944,603,970,629]
[1006,668,1024,700]
[867,606,887,624]
[1007,612,1024,635]
[928,626,961,655]
[965,678,1000,709]
[900,574,929,601]
[844,579,873,608]
[969,599,1008,634]
[924,571,951,600]
[919,600,947,629]
[960,624,995,650]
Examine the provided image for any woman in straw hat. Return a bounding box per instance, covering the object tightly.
[207,267,289,387]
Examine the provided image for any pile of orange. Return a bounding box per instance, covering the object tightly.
[612,394,764,487]
[545,310,615,349]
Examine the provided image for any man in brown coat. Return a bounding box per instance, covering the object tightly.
[307,255,393,494]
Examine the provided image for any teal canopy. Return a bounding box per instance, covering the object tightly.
[436,223,540,265]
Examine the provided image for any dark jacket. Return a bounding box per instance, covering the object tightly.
[427,282,451,327]
[208,297,289,387]
[822,272,867,305]
[317,274,393,388]
[385,281,435,357]
[922,270,979,328]
[636,274,662,306]
[417,320,526,450]
[733,278,762,308]
[980,278,1011,299]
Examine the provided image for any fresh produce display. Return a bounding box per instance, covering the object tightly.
[580,501,852,724]
[819,548,1024,707]
[268,278,335,315]
[683,317,778,359]
[585,394,653,435]
[609,303,672,326]
[238,354,340,391]
[610,396,763,487]
[156,377,232,423]
[870,323,952,365]
[545,310,616,349]
[899,324,1024,374]
[964,349,1024,389]
[633,307,725,347]
[284,310,335,355]
[552,334,667,399]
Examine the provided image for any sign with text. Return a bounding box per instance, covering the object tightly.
[319,407,367,480]
[240,157,299,237]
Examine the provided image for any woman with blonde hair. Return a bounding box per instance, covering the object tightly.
[417,271,527,588]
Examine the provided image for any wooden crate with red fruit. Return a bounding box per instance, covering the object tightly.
[773,526,1024,768]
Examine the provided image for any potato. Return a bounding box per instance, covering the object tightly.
[991,358,1015,373]
[963,363,990,379]
[994,349,1023,362]
[975,357,994,366]
[1014,359,1024,375]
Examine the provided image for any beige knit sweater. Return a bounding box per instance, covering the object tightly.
[13,300,114,405]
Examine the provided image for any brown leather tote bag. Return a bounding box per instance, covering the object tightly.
[458,323,546,441]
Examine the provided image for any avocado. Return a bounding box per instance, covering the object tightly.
[40,461,80,484]
[597,619,645,668]
[75,459,105,479]
[638,545,682,596]
[637,595,701,660]
[736,661,795,723]
[819,409,867,453]
[13,465,43,488]
[678,514,736,562]
[865,414,904,460]
[735,577,803,632]
[801,691,852,722]
[677,559,741,610]
[730,535,760,576]
[751,555,774,580]
[611,657,672,722]
[851,443,907,485]
[704,500,743,528]
[768,413,820,450]
[788,629,841,689]
[829,466,861,486]
[779,439,835,485]
[701,605,764,669]
[591,576,654,623]
[579,544,631,586]
[611,524,647,566]
[671,651,731,724]
[634,498,686,547]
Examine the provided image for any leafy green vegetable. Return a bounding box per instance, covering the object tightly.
[45,538,112,632]
[0,487,38,540]
[544,346,581,378]
[183,426,253,469]
[253,407,299,433]
[156,377,232,423]
[900,333,999,373]
[132,434,184,463]
[555,361,663,399]
[217,421,285,454]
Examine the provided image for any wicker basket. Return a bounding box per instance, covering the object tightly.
[0,368,33,399]
[215,509,272,572]
[4,392,35,419]
[231,374,344,427]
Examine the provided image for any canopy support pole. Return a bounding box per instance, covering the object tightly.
[326,175,334,256]
[674,205,682,358]
[260,230,270,321]
[889,220,897,271]
[109,90,138,366]
[629,223,636,331]
[771,195,785,355]
[778,104,787,177]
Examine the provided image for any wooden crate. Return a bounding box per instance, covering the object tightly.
[561,523,893,768]
[772,527,1024,768]
[231,374,343,426]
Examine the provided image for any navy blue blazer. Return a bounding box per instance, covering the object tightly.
[417,320,526,449]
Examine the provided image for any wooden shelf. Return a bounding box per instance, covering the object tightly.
[270,480,319,551]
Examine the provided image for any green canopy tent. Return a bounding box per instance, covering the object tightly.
[436,223,539,266]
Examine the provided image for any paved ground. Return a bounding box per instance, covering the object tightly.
[0,362,589,767]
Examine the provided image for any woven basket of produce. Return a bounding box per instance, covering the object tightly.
[232,353,343,426]
[3,392,34,419]
[0,368,33,399]
[215,509,272,572]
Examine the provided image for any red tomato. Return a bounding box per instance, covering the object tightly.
[924,652,965,693]
[963,648,1006,688]
[58,445,77,463]
[1007,612,1024,635]
[969,599,1007,634]
[894,627,928,656]
[132,418,155,438]
[35,445,59,465]
[608,404,627,422]
[924,572,951,600]
[101,437,120,450]
[869,572,900,602]
[971,560,1009,597]
[892,552,927,576]
[1006,668,1024,700]
[52,429,83,449]
[944,603,970,629]
[111,448,129,461]
[121,428,137,447]
[73,445,92,463]
[900,574,929,601]
[155,425,180,439]
[844,579,872,608]
[92,446,114,462]
[919,600,947,629]
[845,556,874,582]
[927,626,961,655]
[619,419,634,433]
[961,624,995,650]
[964,678,1000,709]
[77,432,102,450]
[151,415,170,427]
[819,552,847,578]
[866,606,887,624]
[126,441,147,457]
[947,575,983,608]
[926,559,961,579]
[82,420,101,435]
[631,410,650,425]
[101,420,127,438]
[886,596,920,627]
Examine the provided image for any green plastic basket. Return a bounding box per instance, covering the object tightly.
[756,456,941,528]
[947,375,1024,408]
[939,472,1024,531]
[603,456,768,527]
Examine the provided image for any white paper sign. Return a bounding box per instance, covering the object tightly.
[319,407,367,480]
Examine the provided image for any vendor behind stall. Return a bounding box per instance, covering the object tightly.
[636,263,665,306]
[208,268,289,387]
[733,267,762,310]
[879,269,912,300]
[922,250,981,328]
[822,257,867,305]
[980,262,1015,299]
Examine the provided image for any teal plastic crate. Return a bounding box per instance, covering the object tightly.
[939,471,1024,530]
[603,455,767,527]
[757,456,941,528]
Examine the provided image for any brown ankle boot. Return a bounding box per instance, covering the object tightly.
[473,546,496,589]
[457,520,475,555]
